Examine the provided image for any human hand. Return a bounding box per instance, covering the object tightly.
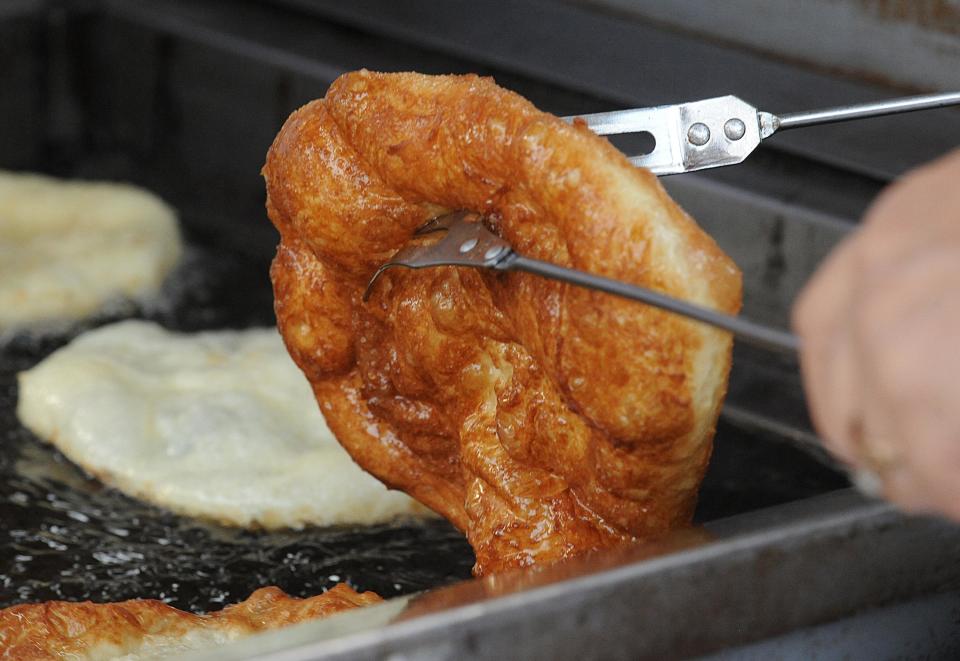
[792,148,960,519]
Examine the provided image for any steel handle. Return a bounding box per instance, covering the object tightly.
[774,91,960,132]
[503,255,800,355]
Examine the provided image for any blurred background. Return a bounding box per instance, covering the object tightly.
[586,0,960,92]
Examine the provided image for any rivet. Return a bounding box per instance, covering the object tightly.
[459,238,478,253]
[687,122,711,146]
[484,245,505,260]
[724,118,746,141]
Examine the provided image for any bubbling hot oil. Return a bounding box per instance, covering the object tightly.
[0,245,474,612]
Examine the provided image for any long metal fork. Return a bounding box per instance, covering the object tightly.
[567,91,960,175]
[363,211,799,354]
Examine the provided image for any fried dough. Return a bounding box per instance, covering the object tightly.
[0,584,380,660]
[0,171,181,333]
[264,71,742,574]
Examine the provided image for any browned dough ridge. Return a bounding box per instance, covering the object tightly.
[0,584,381,660]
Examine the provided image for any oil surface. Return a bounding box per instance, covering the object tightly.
[0,245,475,612]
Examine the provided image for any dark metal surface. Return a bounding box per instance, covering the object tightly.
[699,591,960,661]
[196,491,960,660]
[577,0,960,94]
[270,0,960,180]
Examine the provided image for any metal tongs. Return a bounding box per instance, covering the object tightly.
[571,91,960,175]
[364,91,960,354]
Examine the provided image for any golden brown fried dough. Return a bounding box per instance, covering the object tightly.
[264,71,741,575]
[0,584,381,660]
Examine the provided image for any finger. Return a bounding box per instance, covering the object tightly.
[811,313,861,463]
[906,428,960,520]
[796,285,862,464]
[876,405,954,515]
[857,270,960,516]
[793,232,862,462]
[856,148,960,263]
[856,365,918,505]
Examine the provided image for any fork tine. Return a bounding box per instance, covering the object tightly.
[413,218,447,235]
[362,263,394,301]
[362,241,446,301]
[362,248,417,301]
[414,210,478,235]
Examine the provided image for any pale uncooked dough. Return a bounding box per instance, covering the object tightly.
[16,320,430,528]
[0,171,182,332]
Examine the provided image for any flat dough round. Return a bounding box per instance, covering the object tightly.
[0,171,182,332]
[0,584,382,660]
[16,320,430,528]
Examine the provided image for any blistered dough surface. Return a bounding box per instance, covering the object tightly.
[0,584,381,660]
[16,320,430,529]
